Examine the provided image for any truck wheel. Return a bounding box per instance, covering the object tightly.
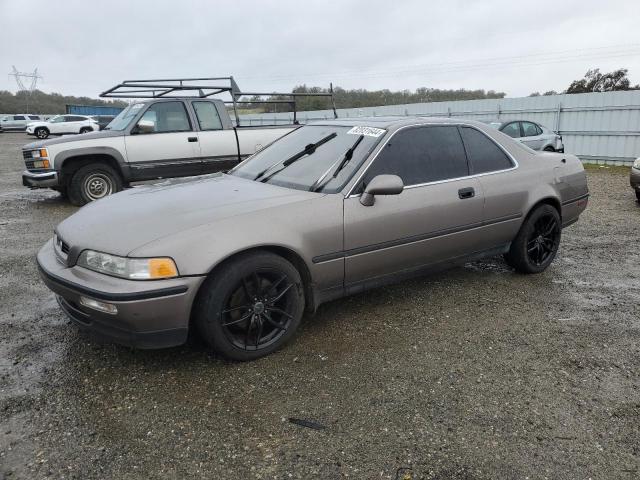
[194,251,305,361]
[67,163,123,206]
[504,204,561,274]
[79,127,92,134]
[35,127,49,139]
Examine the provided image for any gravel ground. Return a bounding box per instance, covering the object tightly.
[0,131,638,479]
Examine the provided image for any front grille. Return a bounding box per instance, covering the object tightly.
[25,159,36,169]
[23,150,33,160]
[55,234,70,256]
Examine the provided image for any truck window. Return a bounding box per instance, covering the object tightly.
[192,101,223,131]
[14,116,26,120]
[139,102,191,133]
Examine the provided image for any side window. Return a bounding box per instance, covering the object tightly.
[500,122,520,138]
[139,102,191,133]
[28,115,39,120]
[459,127,514,174]
[521,122,540,137]
[14,115,26,120]
[362,126,468,187]
[68,116,85,122]
[192,101,223,130]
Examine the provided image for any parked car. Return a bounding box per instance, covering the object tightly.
[36,117,589,360]
[89,115,116,131]
[631,158,640,201]
[21,98,297,205]
[483,120,563,152]
[0,114,41,131]
[25,115,99,139]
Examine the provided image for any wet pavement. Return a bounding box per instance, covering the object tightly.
[0,132,638,479]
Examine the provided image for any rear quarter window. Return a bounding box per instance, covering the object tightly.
[460,127,514,174]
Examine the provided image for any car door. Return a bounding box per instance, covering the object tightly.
[190,100,238,173]
[343,125,485,288]
[47,116,66,134]
[459,126,525,247]
[520,122,545,150]
[499,121,521,140]
[124,100,201,180]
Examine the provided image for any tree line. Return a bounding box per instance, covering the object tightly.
[0,89,127,115]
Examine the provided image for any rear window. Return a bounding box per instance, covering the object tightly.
[28,115,40,120]
[459,127,514,174]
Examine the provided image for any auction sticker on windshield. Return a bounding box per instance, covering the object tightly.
[346,126,386,137]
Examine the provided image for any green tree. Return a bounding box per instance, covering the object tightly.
[565,68,638,94]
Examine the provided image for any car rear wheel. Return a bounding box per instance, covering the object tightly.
[79,127,92,134]
[67,162,123,206]
[504,204,561,274]
[543,146,555,152]
[35,127,49,139]
[194,252,305,361]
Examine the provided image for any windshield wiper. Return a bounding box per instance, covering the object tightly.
[253,132,337,182]
[310,135,364,192]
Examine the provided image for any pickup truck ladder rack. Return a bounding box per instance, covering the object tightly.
[100,76,338,126]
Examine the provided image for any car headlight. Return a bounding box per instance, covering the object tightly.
[633,158,640,170]
[77,250,178,280]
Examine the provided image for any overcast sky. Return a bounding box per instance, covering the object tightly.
[1,0,639,99]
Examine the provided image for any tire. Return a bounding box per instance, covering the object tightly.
[636,191,640,202]
[35,127,49,139]
[194,251,305,361]
[79,127,92,134]
[543,146,555,152]
[504,204,561,274]
[67,162,123,206]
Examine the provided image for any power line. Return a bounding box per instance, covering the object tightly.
[236,43,640,85]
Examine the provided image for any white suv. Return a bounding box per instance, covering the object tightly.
[26,115,99,139]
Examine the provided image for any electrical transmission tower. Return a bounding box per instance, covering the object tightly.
[9,66,43,113]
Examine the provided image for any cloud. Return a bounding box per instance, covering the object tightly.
[0,0,638,98]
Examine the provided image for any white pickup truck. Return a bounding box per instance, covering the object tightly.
[21,97,297,205]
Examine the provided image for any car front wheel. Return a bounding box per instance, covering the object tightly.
[35,127,49,139]
[194,252,305,361]
[504,204,561,274]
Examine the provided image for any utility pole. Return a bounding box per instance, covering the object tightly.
[9,66,42,113]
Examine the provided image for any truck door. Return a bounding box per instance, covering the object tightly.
[191,100,240,174]
[124,101,201,181]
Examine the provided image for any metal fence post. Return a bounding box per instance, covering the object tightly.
[555,103,562,132]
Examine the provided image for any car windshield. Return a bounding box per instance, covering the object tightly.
[105,103,146,131]
[229,125,386,193]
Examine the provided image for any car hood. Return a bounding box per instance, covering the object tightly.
[56,173,321,256]
[22,129,124,149]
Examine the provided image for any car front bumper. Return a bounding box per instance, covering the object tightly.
[630,167,640,191]
[37,239,205,349]
[23,170,59,188]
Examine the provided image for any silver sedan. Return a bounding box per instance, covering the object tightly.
[484,120,564,152]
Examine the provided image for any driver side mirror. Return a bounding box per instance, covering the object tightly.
[134,119,155,134]
[360,174,404,206]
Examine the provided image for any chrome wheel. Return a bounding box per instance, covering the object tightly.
[36,128,48,139]
[83,173,114,201]
[220,270,296,351]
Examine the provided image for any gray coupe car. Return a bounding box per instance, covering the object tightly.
[37,117,589,360]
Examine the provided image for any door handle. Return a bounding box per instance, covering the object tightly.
[458,187,475,199]
[188,136,198,142]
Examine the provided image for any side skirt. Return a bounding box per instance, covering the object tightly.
[313,243,510,308]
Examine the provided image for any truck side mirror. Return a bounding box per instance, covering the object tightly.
[134,119,155,134]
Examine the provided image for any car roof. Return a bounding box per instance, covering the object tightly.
[307,116,493,131]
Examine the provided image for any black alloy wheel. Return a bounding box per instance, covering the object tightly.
[194,251,305,361]
[504,204,561,273]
